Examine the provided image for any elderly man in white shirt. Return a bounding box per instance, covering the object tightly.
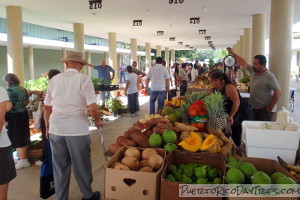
[145,57,171,114]
[44,51,103,200]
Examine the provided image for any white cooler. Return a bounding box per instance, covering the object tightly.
[242,121,300,165]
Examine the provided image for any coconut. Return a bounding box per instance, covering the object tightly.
[139,167,154,172]
[142,148,158,160]
[148,154,164,171]
[121,156,140,171]
[111,162,121,168]
[124,147,141,160]
[114,163,130,171]
[140,160,149,168]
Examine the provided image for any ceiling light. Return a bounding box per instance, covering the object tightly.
[203,6,207,12]
[147,9,150,15]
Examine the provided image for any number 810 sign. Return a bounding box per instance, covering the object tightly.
[169,0,184,4]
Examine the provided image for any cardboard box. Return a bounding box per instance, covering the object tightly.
[160,150,226,200]
[242,121,300,164]
[105,146,166,200]
[227,157,298,200]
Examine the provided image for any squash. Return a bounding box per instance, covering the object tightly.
[207,142,222,154]
[164,99,172,105]
[171,98,181,107]
[200,134,217,151]
[178,131,203,152]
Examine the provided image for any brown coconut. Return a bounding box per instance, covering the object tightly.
[139,160,150,168]
[121,156,140,171]
[148,154,163,171]
[124,147,141,160]
[114,163,130,171]
[142,148,158,160]
[138,167,154,172]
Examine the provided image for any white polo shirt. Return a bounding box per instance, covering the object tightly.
[44,68,97,136]
[0,87,11,148]
[147,64,171,91]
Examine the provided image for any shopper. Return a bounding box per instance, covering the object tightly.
[119,63,126,83]
[88,60,115,105]
[0,87,16,200]
[125,65,138,117]
[178,63,189,96]
[227,47,281,121]
[132,61,146,112]
[3,73,30,170]
[44,51,103,200]
[191,64,198,82]
[145,57,171,114]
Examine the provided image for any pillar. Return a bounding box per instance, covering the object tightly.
[252,14,266,57]
[130,38,137,65]
[243,28,252,63]
[156,45,162,57]
[171,49,175,67]
[104,52,109,63]
[109,32,118,84]
[28,46,34,80]
[73,23,85,73]
[6,6,24,84]
[165,48,169,68]
[240,36,244,58]
[233,44,237,53]
[269,0,294,109]
[236,40,241,56]
[87,51,91,77]
[62,48,67,71]
[146,42,151,73]
[297,51,300,79]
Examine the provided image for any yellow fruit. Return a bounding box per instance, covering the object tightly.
[178,131,203,152]
[200,134,217,151]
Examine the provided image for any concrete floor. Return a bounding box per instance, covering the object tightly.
[7,80,300,200]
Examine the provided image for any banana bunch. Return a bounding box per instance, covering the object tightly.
[278,156,300,183]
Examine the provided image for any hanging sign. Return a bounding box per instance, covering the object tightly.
[169,0,184,4]
[185,45,190,48]
[89,0,102,10]
[190,47,194,50]
[199,29,206,34]
[133,20,143,26]
[170,37,175,41]
[157,31,164,36]
[190,17,200,24]
[205,36,211,40]
[208,41,213,44]
[178,42,183,45]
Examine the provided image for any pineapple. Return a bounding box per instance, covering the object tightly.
[179,102,190,123]
[204,92,228,133]
[184,91,209,105]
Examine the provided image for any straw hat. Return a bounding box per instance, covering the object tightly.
[61,51,88,65]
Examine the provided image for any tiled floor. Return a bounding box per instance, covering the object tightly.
[7,80,300,200]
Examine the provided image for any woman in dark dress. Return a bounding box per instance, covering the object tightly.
[210,71,243,146]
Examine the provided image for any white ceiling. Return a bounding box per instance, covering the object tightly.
[0,0,299,50]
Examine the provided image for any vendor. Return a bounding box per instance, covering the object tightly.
[210,71,242,146]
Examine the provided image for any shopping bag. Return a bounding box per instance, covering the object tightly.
[32,101,42,129]
[40,140,55,199]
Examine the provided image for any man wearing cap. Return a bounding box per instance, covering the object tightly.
[227,47,281,121]
[44,51,103,200]
[88,60,115,104]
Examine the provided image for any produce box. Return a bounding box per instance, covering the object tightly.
[226,157,298,200]
[160,150,226,200]
[105,146,166,200]
[242,121,300,165]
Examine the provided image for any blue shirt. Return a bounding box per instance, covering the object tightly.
[94,65,115,83]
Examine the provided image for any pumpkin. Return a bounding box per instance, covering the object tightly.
[200,134,217,151]
[207,142,222,154]
[178,131,203,152]
[188,100,206,117]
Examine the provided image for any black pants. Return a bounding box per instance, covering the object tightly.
[180,80,187,96]
[252,108,274,121]
[128,92,138,114]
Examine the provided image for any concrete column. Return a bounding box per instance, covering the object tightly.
[6,6,24,84]
[73,23,85,73]
[297,51,300,81]
[62,48,67,71]
[146,43,151,73]
[28,46,34,80]
[233,44,237,53]
[236,40,241,56]
[243,28,252,63]
[252,14,266,57]
[269,0,294,109]
[171,49,175,67]
[108,32,118,84]
[240,36,244,58]
[130,38,137,64]
[87,51,91,77]
[156,45,162,57]
[165,48,170,68]
[104,52,109,63]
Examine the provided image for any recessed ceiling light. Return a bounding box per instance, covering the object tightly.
[203,6,207,12]
[147,9,150,15]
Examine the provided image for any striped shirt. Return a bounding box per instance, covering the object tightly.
[147,64,171,91]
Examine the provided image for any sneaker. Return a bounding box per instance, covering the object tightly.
[14,157,20,164]
[132,113,137,117]
[82,191,101,200]
[15,159,30,170]
[35,160,43,166]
